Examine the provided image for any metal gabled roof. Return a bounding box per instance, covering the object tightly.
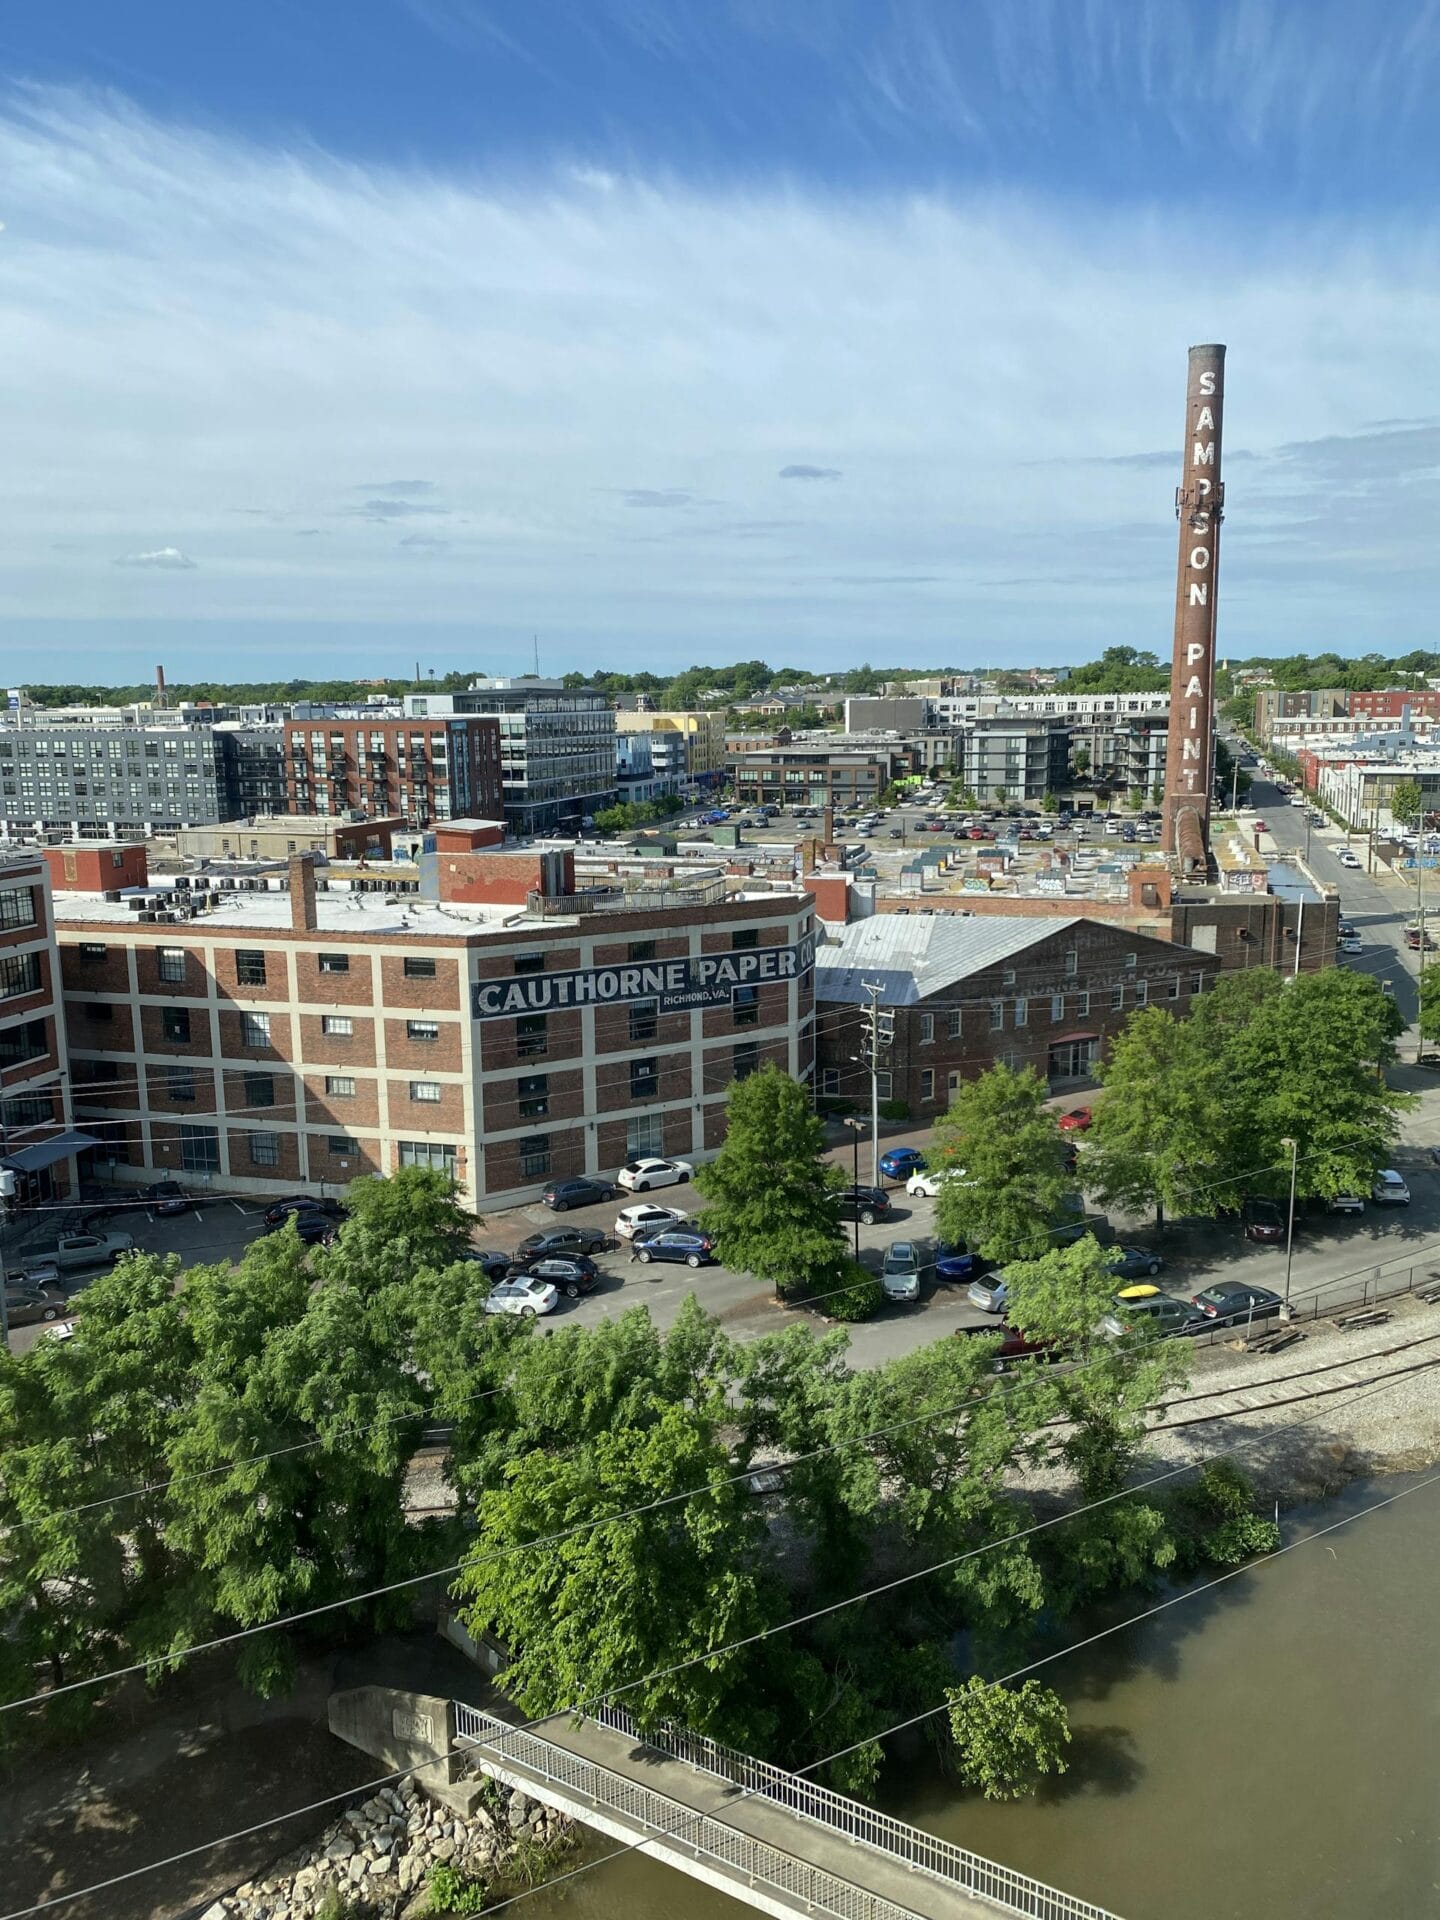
[814,913,1085,1006]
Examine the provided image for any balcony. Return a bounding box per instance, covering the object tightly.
[524,876,729,916]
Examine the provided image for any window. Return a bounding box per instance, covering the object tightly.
[1135,979,1148,1006]
[820,1067,841,1096]
[1191,972,1206,995]
[990,1000,1003,1031]
[920,1068,935,1102]
[1125,952,1138,970]
[516,1013,547,1058]
[948,1008,962,1040]
[245,1071,275,1109]
[248,1131,280,1168]
[732,928,759,950]
[1064,948,1078,977]
[1014,998,1028,1028]
[327,1135,357,1156]
[1166,975,1180,1000]
[1077,991,1091,1017]
[407,1019,440,1043]
[1002,968,1016,987]
[518,1134,550,1178]
[629,940,656,963]
[79,942,107,963]
[627,1112,665,1157]
[235,949,267,985]
[947,1070,961,1098]
[517,1073,549,1118]
[167,1066,195,1103]
[629,1000,658,1044]
[733,985,760,1028]
[410,1080,442,1103]
[1111,985,1125,1010]
[162,1007,191,1044]
[733,1041,759,1081]
[236,1012,270,1050]
[919,1012,934,1045]
[179,1124,219,1174]
[319,952,351,976]
[3,1093,53,1129]
[513,953,544,975]
[630,1057,659,1099]
[0,886,37,930]
[322,1014,352,1037]
[85,1000,113,1023]
[326,1075,355,1098]
[875,1069,893,1100]
[399,1138,458,1177]
[0,1018,48,1067]
[157,947,186,984]
[403,955,438,979]
[0,953,42,1000]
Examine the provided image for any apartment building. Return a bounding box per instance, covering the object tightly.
[284,715,503,827]
[731,749,895,811]
[53,847,815,1210]
[0,851,81,1206]
[612,710,726,784]
[403,682,617,837]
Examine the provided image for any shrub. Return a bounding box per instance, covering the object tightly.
[878,1099,911,1123]
[427,1862,488,1914]
[814,1263,885,1322]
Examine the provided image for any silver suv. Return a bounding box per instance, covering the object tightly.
[880,1242,921,1302]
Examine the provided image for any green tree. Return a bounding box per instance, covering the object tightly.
[930,1067,1073,1262]
[1421,961,1440,1042]
[1150,784,1164,807]
[1040,792,1059,815]
[1127,785,1144,811]
[945,1678,1071,1800]
[1087,1007,1223,1229]
[992,785,1007,807]
[694,1065,849,1298]
[1071,746,1091,777]
[1391,779,1423,828]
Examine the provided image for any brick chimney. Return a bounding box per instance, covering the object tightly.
[289,852,319,932]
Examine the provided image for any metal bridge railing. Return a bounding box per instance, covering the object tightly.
[455,1699,1119,1920]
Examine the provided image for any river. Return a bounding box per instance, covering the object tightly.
[516,1473,1440,1920]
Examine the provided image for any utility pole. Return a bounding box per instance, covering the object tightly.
[858,982,892,1187]
[1281,1136,1299,1318]
[0,1167,13,1352]
[1417,811,1429,1065]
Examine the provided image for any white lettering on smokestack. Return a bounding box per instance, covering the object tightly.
[1163,345,1226,865]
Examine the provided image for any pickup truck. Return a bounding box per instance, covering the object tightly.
[30,1229,135,1271]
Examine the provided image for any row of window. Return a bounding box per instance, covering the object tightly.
[147,1067,447,1106]
[912,974,1199,1039]
[122,947,443,986]
[167,1125,441,1176]
[517,1111,665,1180]
[78,1002,446,1048]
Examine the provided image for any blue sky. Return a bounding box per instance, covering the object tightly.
[4,1,1440,681]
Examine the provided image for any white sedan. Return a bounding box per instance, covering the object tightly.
[616,1157,694,1193]
[615,1203,689,1241]
[1337,851,1361,869]
[483,1276,559,1319]
[906,1168,967,1198]
[1339,936,1364,954]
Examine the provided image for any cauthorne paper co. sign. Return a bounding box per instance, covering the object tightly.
[471,933,816,1019]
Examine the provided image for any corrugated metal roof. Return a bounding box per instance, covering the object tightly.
[814,913,1083,1006]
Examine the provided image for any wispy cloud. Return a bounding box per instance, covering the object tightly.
[356,498,448,521]
[779,463,841,481]
[618,488,696,509]
[356,479,437,496]
[113,546,197,569]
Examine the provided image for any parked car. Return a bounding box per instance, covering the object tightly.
[4,1279,70,1327]
[512,1225,611,1263]
[542,1176,619,1210]
[515,1255,600,1299]
[459,1248,512,1281]
[990,1324,1058,1369]
[880,1241,922,1303]
[1337,920,1357,938]
[1328,1194,1366,1216]
[1058,1107,1093,1134]
[967,1271,1012,1314]
[1101,1291,1204,1339]
[1372,1169,1411,1205]
[1241,1198,1288,1244]
[1339,936,1364,954]
[616,1157,693,1193]
[906,1167,965,1198]
[262,1195,346,1227]
[878,1147,926,1181]
[833,1185,892,1226]
[142,1180,194,1215]
[615,1203,689,1241]
[633,1229,717,1268]
[1107,1246,1163,1281]
[31,1229,135,1271]
[932,1241,983,1282]
[1189,1281,1285,1326]
[484,1276,559,1319]
[287,1211,338,1247]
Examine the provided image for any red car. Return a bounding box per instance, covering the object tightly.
[967,827,987,839]
[990,1325,1058,1371]
[1058,1107,1093,1133]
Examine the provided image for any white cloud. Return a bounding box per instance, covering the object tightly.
[113,546,197,569]
[4,85,1440,670]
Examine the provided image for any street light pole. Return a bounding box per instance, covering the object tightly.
[1281,1136,1299,1318]
[842,1116,863,1258]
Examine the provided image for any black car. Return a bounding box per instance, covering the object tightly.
[511,1254,601,1298]
[268,1210,338,1246]
[143,1180,194,1216]
[1189,1281,1285,1326]
[833,1185,893,1227]
[513,1225,611,1263]
[4,1280,69,1327]
[542,1177,618,1211]
[633,1229,718,1268]
[262,1194,347,1228]
[459,1248,513,1281]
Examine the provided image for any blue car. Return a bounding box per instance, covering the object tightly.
[933,1243,981,1282]
[878,1147,926,1181]
[702,809,730,825]
[633,1229,718,1269]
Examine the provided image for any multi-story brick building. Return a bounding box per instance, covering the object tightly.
[814,912,1221,1114]
[284,713,503,827]
[402,682,617,837]
[731,749,896,812]
[0,850,81,1207]
[53,848,815,1210]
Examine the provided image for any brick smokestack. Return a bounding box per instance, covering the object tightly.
[289,852,319,932]
[155,664,166,708]
[1162,344,1226,875]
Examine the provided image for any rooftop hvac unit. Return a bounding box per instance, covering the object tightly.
[174,876,191,890]
[139,910,156,922]
[104,889,121,903]
[128,897,146,911]
[156,911,174,923]
[316,878,329,891]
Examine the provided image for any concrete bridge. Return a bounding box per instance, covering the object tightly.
[452,1699,1120,1920]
